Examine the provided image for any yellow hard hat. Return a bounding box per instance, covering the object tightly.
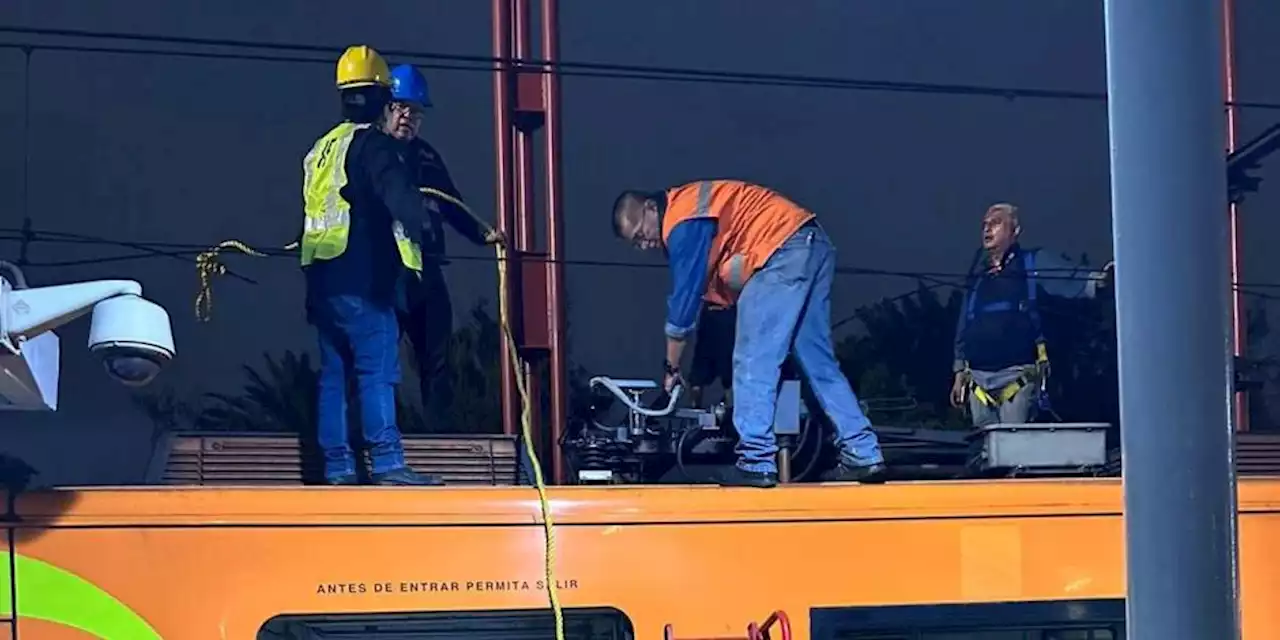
[335,45,391,89]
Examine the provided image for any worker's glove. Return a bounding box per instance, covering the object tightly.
[483,228,507,246]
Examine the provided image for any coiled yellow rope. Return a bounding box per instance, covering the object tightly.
[192,188,564,640]
[194,239,298,322]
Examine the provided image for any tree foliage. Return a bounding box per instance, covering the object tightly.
[835,281,969,428]
[834,279,1122,430]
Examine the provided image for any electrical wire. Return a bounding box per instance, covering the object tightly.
[0,227,1137,283]
[4,26,1280,110]
[11,225,1280,328]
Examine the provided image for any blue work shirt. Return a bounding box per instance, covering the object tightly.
[663,218,718,339]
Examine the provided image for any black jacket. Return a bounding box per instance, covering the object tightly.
[304,125,437,305]
[403,138,487,261]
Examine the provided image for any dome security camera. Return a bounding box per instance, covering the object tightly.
[1,274,177,410]
[87,295,175,388]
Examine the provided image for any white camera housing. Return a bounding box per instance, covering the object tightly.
[87,294,175,387]
[0,275,176,410]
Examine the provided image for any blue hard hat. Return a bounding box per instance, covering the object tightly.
[389,64,432,107]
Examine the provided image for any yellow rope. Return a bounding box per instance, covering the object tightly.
[194,239,298,322]
[424,187,565,640]
[192,188,565,640]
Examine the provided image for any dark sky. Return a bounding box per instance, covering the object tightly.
[2,0,1278,485]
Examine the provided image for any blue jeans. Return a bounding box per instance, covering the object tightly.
[311,294,407,479]
[732,224,884,474]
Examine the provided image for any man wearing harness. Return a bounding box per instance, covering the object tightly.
[383,63,504,427]
[300,46,443,486]
[950,203,1113,427]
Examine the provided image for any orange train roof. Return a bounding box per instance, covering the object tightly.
[7,476,1280,527]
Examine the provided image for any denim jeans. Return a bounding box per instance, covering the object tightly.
[732,224,885,474]
[311,294,407,479]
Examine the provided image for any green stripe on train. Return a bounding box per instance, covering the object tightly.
[0,552,161,639]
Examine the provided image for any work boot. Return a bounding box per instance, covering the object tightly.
[714,465,778,488]
[325,473,359,486]
[820,461,888,484]
[371,467,445,486]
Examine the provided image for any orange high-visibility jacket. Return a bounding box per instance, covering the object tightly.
[660,180,816,306]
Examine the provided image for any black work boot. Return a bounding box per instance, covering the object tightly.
[371,467,445,486]
[715,465,779,488]
[821,461,888,484]
[325,473,359,486]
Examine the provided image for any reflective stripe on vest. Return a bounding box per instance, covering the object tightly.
[660,180,815,303]
[300,122,423,272]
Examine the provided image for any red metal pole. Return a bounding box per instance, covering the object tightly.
[492,0,519,436]
[541,0,568,483]
[511,0,547,465]
[1223,0,1247,431]
[513,0,536,251]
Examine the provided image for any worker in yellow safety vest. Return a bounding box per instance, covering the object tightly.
[300,45,444,486]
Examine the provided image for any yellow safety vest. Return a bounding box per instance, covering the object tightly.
[299,122,423,272]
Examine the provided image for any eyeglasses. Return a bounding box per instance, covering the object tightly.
[390,102,424,118]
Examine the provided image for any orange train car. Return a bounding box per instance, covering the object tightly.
[2,477,1279,639]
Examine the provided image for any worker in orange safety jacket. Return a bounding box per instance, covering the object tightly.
[611,180,886,488]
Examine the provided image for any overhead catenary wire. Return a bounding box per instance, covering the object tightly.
[3,25,1280,110]
[5,29,1279,313]
[8,227,1280,305]
[0,227,1127,282]
[9,224,1280,351]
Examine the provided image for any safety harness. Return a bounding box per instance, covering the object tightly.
[959,247,1054,413]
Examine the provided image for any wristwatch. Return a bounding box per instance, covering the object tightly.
[663,360,681,376]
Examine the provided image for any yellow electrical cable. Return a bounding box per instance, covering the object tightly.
[191,188,565,640]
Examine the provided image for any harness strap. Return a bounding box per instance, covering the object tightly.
[968,370,1038,408]
[960,246,1054,413]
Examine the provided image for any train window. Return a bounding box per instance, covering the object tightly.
[258,607,633,639]
[811,600,1125,640]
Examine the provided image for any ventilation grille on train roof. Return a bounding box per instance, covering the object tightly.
[147,432,520,486]
[1098,432,1280,477]
[1237,432,1280,475]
